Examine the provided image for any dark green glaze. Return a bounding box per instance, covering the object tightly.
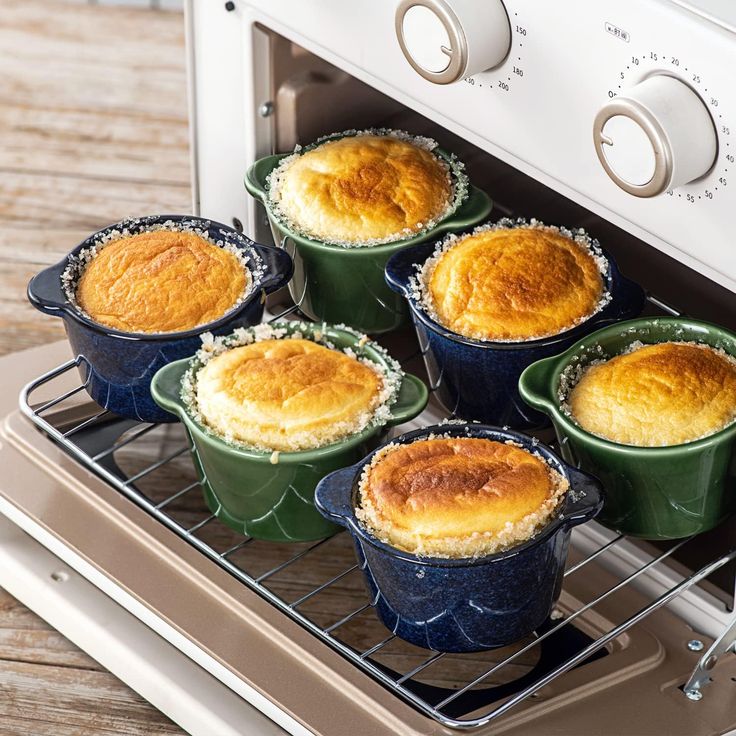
[244,152,492,334]
[150,323,429,542]
[519,318,736,540]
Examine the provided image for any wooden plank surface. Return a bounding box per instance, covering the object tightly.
[0,0,191,356]
[0,0,189,732]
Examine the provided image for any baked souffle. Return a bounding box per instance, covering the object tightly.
[417,221,608,341]
[187,325,401,452]
[75,229,250,333]
[356,437,568,558]
[267,130,461,246]
[568,342,736,447]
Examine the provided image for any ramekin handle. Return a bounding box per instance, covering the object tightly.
[150,359,190,420]
[614,273,647,320]
[27,261,68,316]
[386,373,429,427]
[561,467,604,528]
[436,185,493,231]
[518,356,560,416]
[384,243,432,298]
[314,466,357,526]
[250,242,294,293]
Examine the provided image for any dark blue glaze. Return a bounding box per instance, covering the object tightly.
[385,241,645,429]
[27,215,293,423]
[315,424,603,653]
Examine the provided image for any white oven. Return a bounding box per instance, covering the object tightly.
[1,0,736,734]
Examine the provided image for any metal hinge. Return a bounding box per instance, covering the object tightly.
[683,610,736,700]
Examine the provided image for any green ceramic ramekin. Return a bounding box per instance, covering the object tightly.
[519,317,736,540]
[244,134,492,334]
[150,322,429,542]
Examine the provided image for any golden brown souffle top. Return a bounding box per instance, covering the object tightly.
[75,230,248,334]
[569,342,736,447]
[195,338,384,452]
[356,437,568,558]
[271,135,452,244]
[426,227,605,341]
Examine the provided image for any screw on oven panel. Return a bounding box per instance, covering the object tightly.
[687,639,705,652]
[258,102,274,118]
[685,688,703,701]
[224,1,235,11]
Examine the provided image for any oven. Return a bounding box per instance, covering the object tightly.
[2,0,736,733]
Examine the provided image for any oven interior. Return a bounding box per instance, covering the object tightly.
[8,26,736,735]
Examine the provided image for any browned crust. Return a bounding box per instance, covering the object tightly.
[357,437,568,558]
[76,230,248,333]
[195,338,385,452]
[570,341,736,446]
[427,227,605,341]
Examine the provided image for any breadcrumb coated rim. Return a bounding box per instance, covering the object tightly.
[179,321,406,456]
[265,128,470,249]
[59,216,265,340]
[409,218,612,345]
[547,318,736,452]
[346,425,580,566]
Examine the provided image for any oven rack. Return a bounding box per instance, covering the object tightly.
[17,298,736,732]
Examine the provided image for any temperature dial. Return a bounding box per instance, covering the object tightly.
[593,74,717,197]
[395,0,511,84]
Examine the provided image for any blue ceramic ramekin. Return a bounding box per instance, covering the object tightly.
[315,424,603,653]
[27,215,293,423]
[384,239,645,429]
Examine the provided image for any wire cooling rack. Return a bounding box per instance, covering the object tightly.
[18,298,736,731]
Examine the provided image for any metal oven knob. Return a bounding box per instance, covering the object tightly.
[593,74,717,197]
[395,0,511,84]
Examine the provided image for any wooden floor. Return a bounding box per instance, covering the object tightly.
[0,0,189,732]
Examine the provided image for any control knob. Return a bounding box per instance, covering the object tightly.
[395,0,511,84]
[593,74,717,197]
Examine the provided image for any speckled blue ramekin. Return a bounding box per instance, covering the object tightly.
[27,214,293,423]
[384,239,645,429]
[315,424,603,653]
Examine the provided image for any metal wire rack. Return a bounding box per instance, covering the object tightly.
[18,298,736,731]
